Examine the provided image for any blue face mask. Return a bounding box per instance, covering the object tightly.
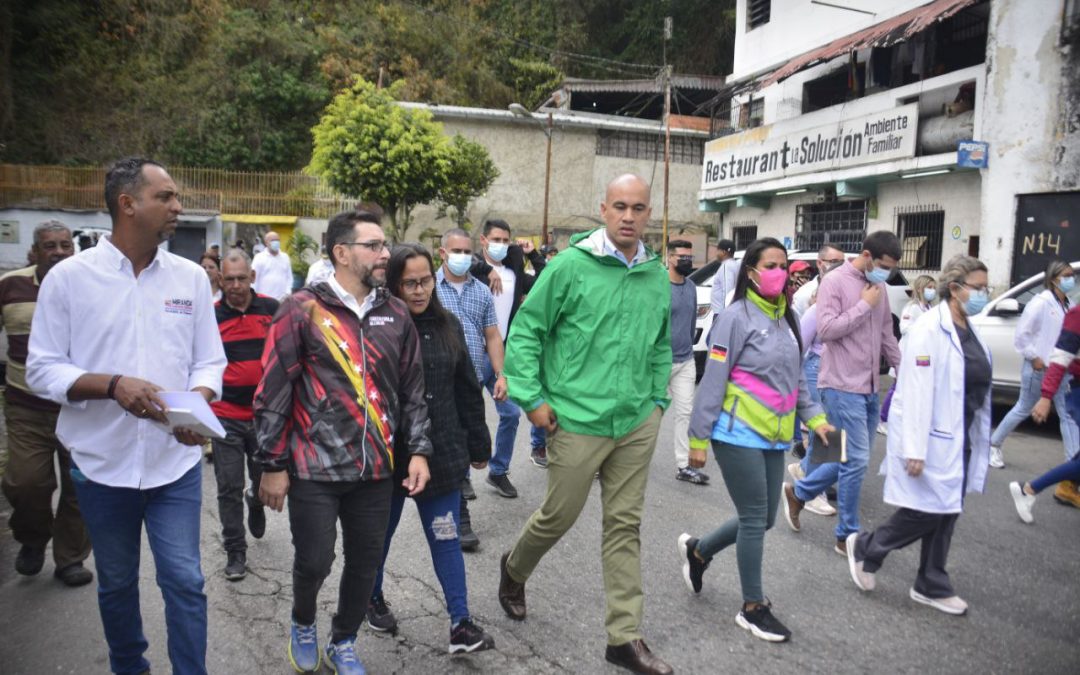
[268,240,281,253]
[865,263,891,285]
[445,253,472,277]
[963,288,989,315]
[1059,276,1076,293]
[923,287,937,302]
[487,242,509,262]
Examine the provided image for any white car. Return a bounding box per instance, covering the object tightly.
[691,251,911,380]
[969,261,1080,401]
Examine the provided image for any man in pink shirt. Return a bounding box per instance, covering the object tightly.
[783,231,903,555]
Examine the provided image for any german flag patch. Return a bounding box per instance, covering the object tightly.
[915,355,931,367]
[710,345,728,363]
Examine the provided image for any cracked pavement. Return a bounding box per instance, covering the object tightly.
[1,397,1079,673]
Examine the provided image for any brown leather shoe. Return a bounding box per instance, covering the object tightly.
[782,482,804,532]
[605,639,673,675]
[1054,480,1080,508]
[498,551,526,620]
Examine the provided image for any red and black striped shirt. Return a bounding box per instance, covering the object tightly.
[211,292,279,421]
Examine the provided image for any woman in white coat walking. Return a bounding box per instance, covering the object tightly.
[843,255,993,616]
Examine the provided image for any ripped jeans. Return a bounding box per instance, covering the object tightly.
[371,489,470,625]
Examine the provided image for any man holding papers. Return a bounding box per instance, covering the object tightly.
[210,249,279,581]
[26,158,226,675]
[254,209,433,675]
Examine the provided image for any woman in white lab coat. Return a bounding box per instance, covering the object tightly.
[842,255,992,617]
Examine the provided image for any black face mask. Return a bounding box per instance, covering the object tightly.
[674,255,694,276]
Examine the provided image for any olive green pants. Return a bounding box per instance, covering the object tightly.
[506,407,662,645]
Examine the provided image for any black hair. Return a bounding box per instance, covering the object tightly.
[731,237,802,353]
[862,230,902,262]
[667,239,693,253]
[716,239,736,254]
[326,209,383,268]
[483,219,511,237]
[104,157,165,220]
[386,243,464,360]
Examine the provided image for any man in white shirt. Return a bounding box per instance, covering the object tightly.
[707,239,737,315]
[252,231,293,300]
[305,246,334,286]
[26,158,226,675]
[792,244,846,317]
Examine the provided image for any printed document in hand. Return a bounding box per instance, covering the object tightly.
[154,391,227,440]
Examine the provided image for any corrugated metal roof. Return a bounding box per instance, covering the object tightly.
[758,0,979,89]
[561,74,730,93]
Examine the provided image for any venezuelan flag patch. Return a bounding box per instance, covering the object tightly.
[915,355,931,367]
[710,345,728,363]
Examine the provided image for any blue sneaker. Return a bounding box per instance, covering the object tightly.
[326,638,366,675]
[288,621,320,673]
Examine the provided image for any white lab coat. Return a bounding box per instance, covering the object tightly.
[882,303,992,514]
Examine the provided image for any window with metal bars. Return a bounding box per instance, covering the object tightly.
[896,205,945,270]
[594,131,704,165]
[748,0,771,30]
[731,223,758,250]
[795,199,868,253]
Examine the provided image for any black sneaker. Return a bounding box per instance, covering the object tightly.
[15,544,45,576]
[459,517,479,552]
[54,562,94,587]
[224,551,247,581]
[677,533,709,593]
[486,473,518,498]
[367,594,398,634]
[449,618,495,654]
[792,440,807,459]
[676,466,709,485]
[461,477,476,501]
[530,446,548,468]
[736,602,791,643]
[246,488,266,539]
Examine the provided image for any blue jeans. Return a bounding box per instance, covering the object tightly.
[71,461,206,675]
[371,489,469,624]
[531,424,547,449]
[991,360,1078,461]
[482,357,521,476]
[795,388,878,540]
[799,353,822,475]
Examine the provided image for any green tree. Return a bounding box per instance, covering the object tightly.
[308,78,450,240]
[438,135,499,227]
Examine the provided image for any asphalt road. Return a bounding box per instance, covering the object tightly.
[1,398,1079,675]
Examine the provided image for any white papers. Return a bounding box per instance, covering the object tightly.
[152,391,227,440]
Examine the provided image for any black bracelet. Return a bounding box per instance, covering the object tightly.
[107,374,122,400]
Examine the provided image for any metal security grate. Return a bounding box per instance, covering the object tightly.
[896,205,945,270]
[595,131,704,165]
[794,199,868,252]
[731,223,758,250]
[748,0,771,30]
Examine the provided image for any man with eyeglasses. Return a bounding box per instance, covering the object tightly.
[255,209,433,675]
[209,249,278,581]
[792,244,847,317]
[783,230,903,557]
[1,220,93,587]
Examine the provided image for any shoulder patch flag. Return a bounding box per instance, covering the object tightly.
[915,355,931,367]
[710,344,728,363]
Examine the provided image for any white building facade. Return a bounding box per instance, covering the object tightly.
[701,0,1080,289]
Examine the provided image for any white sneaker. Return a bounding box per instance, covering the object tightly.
[787,461,805,482]
[1009,481,1035,523]
[803,494,836,516]
[845,533,875,591]
[909,588,968,615]
[989,445,1005,469]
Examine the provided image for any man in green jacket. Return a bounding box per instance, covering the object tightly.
[497,174,674,675]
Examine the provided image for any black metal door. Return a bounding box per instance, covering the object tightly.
[1012,192,1080,286]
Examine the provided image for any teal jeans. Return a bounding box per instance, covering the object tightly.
[695,442,785,603]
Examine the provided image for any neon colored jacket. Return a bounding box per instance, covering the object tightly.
[689,291,826,451]
[505,228,671,438]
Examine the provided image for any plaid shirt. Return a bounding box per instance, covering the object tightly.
[436,268,497,382]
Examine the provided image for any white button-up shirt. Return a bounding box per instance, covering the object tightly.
[328,273,376,321]
[252,249,293,300]
[27,236,226,489]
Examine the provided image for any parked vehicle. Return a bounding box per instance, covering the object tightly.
[969,261,1080,401]
[691,251,911,380]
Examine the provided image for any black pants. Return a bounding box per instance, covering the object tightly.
[855,507,959,599]
[211,418,263,553]
[288,477,393,642]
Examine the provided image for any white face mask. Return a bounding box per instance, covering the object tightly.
[268,240,281,253]
[487,242,508,262]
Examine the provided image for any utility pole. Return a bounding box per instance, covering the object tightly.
[662,16,673,255]
[542,111,553,245]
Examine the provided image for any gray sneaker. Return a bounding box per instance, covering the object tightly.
[486,473,518,498]
[845,533,875,591]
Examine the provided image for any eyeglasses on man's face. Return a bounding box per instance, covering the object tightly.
[340,239,388,253]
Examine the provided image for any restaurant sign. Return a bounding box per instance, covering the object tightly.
[701,103,919,191]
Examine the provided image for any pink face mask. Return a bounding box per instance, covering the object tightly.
[753,267,788,298]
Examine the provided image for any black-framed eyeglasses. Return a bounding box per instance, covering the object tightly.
[340,240,387,253]
[400,276,435,292]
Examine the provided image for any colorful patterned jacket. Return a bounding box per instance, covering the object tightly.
[253,283,432,482]
[689,290,827,451]
[1042,304,1080,400]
